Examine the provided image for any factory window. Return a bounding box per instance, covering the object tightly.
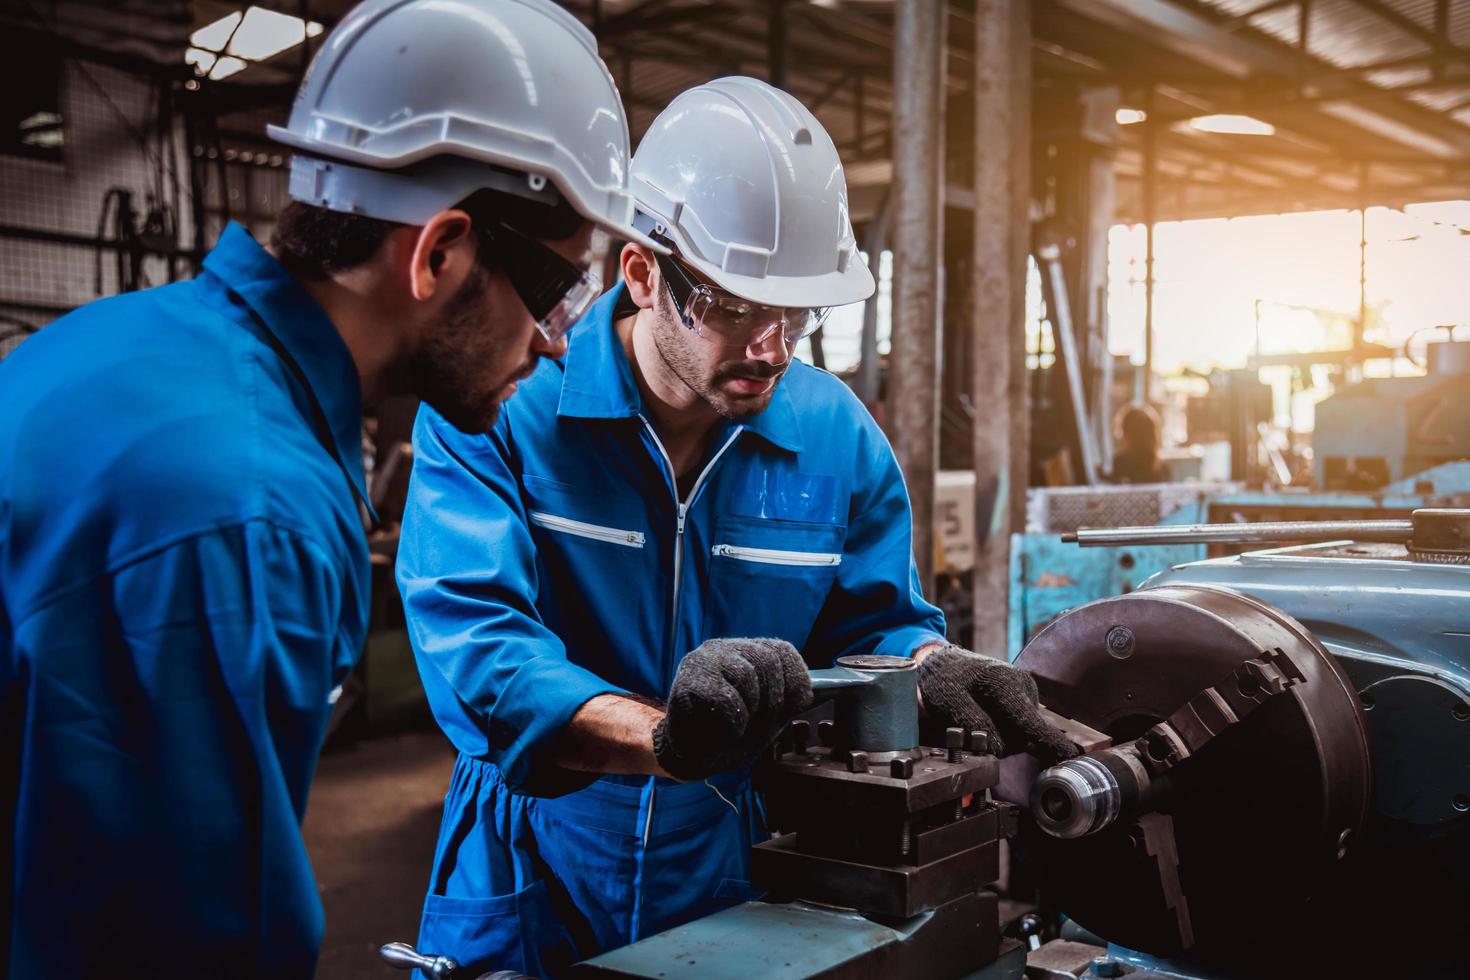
[1,34,64,162]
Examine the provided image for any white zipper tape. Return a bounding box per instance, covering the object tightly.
[529,511,646,548]
[711,543,842,567]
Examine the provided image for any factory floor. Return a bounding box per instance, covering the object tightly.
[303,728,456,980]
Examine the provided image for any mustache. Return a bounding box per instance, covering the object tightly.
[719,362,786,381]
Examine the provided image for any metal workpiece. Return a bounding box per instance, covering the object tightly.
[808,654,920,754]
[1031,754,1128,840]
[1014,585,1372,958]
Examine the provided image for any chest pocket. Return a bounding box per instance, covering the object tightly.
[704,515,846,650]
[523,475,648,569]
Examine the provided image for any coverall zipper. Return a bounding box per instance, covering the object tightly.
[528,511,646,547]
[710,543,842,566]
[637,418,745,674]
[631,417,744,937]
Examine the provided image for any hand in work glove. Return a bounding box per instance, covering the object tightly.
[653,637,813,782]
[917,647,1079,765]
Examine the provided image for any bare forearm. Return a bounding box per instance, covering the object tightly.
[912,641,946,664]
[550,694,670,776]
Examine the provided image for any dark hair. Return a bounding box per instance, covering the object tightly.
[1119,403,1161,451]
[270,202,400,280]
[269,184,587,280]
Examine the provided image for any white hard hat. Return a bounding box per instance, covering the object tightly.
[267,0,659,250]
[630,76,874,309]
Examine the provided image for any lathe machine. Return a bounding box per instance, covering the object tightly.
[386,507,1470,980]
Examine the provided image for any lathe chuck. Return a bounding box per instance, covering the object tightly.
[1014,584,1372,957]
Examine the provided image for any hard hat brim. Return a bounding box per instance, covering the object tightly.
[269,126,668,254]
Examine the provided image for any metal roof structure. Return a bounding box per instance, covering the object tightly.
[579,0,1470,220]
[11,0,1470,222]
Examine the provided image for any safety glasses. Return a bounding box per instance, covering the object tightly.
[480,221,601,343]
[654,251,828,347]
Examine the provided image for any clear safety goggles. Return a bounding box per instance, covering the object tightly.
[480,221,601,343]
[655,251,828,347]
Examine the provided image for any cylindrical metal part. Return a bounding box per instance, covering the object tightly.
[1032,755,1123,839]
[827,654,921,752]
[1032,744,1154,839]
[1064,518,1414,548]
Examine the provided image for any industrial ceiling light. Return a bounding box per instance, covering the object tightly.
[1116,108,1148,125]
[190,11,242,51]
[184,47,217,76]
[210,56,249,81]
[186,6,324,79]
[1187,114,1276,136]
[227,6,325,61]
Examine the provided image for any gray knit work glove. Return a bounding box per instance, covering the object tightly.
[917,647,1080,765]
[652,638,814,782]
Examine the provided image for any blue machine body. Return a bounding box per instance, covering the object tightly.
[577,901,1028,980]
[1147,545,1470,829]
[1311,339,1470,489]
[1007,461,1470,660]
[1095,544,1470,979]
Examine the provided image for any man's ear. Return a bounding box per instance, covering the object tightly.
[620,243,659,310]
[409,209,477,302]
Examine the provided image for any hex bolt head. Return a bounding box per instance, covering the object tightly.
[1090,956,1125,978]
[816,719,836,747]
[890,756,915,779]
[967,729,989,755]
[788,719,810,754]
[847,750,870,774]
[946,727,965,763]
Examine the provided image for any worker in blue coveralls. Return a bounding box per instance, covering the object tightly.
[0,1,662,976]
[398,77,1079,977]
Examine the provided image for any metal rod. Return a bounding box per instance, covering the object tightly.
[1037,245,1101,485]
[1062,519,1414,547]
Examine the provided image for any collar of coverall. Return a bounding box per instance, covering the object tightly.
[556,282,804,454]
[201,222,372,513]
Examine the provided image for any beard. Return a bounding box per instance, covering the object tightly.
[412,260,531,434]
[649,291,787,420]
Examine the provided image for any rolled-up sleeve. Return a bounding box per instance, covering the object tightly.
[804,421,948,664]
[396,406,625,795]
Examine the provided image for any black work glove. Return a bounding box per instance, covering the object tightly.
[652,637,814,781]
[917,647,1079,765]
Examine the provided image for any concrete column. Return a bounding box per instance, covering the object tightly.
[888,0,946,587]
[971,0,1031,655]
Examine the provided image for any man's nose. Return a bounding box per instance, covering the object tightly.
[532,330,569,360]
[745,323,792,363]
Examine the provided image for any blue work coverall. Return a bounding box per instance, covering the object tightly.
[0,224,370,978]
[397,285,946,976]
